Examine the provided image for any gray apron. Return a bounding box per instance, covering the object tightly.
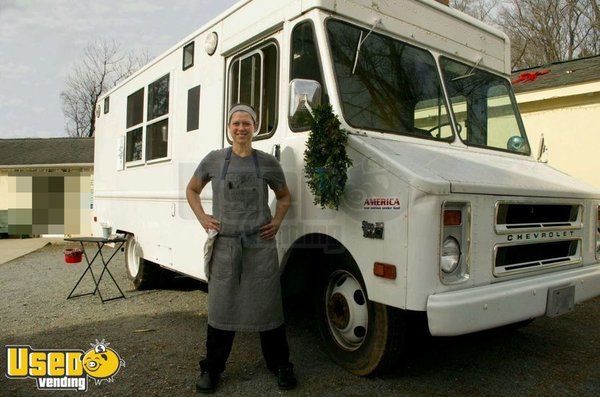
[207,147,284,332]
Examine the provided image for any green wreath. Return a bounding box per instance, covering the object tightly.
[303,104,353,210]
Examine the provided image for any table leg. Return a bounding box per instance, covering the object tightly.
[94,241,127,303]
[66,242,100,300]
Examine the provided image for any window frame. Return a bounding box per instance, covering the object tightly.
[324,17,455,143]
[126,87,145,129]
[123,73,172,169]
[146,73,171,164]
[145,117,170,163]
[187,85,201,132]
[183,41,195,70]
[124,87,146,167]
[225,39,280,142]
[288,19,327,132]
[439,55,531,156]
[146,73,170,122]
[103,96,110,114]
[125,127,144,166]
[231,50,264,133]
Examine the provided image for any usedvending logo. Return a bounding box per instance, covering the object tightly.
[363,197,401,210]
[5,339,124,391]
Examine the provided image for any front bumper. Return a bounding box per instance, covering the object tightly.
[427,265,600,336]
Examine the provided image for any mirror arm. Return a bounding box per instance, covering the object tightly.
[302,94,315,117]
[537,133,548,162]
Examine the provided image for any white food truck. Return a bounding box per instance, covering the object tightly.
[93,0,600,375]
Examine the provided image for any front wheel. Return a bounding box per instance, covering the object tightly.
[125,234,162,290]
[315,259,406,375]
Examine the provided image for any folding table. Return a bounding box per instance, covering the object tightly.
[64,236,127,303]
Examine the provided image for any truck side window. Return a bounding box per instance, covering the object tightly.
[125,88,144,163]
[228,42,278,137]
[124,74,171,166]
[290,21,327,131]
[187,85,201,132]
[183,41,194,70]
[146,74,170,161]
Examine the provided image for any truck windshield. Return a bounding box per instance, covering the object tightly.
[440,57,530,155]
[327,19,453,140]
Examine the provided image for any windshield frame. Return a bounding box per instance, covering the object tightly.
[439,55,531,156]
[324,17,455,143]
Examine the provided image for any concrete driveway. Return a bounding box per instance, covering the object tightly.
[0,238,61,265]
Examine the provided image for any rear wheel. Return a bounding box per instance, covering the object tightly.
[315,258,406,375]
[125,234,161,290]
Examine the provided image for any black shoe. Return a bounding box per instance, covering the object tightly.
[277,364,297,390]
[195,371,219,394]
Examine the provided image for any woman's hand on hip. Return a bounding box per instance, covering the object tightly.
[200,214,220,232]
[260,218,281,240]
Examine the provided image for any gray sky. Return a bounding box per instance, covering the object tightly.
[0,0,238,138]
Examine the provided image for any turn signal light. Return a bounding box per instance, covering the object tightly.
[374,262,396,280]
[444,210,462,226]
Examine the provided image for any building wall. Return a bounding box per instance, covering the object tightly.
[0,172,9,233]
[0,168,92,236]
[7,174,33,235]
[517,90,600,189]
[63,174,93,236]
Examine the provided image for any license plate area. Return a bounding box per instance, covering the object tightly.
[546,284,575,318]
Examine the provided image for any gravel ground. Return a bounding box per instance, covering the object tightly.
[1,242,599,396]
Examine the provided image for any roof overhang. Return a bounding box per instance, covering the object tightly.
[515,81,600,104]
[0,163,94,170]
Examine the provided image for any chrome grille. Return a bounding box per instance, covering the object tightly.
[494,201,583,277]
[494,240,580,275]
[496,203,580,232]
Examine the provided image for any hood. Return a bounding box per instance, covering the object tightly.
[350,135,600,199]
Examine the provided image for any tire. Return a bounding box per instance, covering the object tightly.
[315,257,406,376]
[124,234,161,290]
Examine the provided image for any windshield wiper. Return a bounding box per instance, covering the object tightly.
[451,56,483,81]
[352,18,381,75]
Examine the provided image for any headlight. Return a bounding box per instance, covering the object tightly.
[440,202,470,283]
[441,236,461,273]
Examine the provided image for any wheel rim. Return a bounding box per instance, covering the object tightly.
[126,236,141,277]
[324,270,368,351]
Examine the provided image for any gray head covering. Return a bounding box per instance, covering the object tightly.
[228,104,257,124]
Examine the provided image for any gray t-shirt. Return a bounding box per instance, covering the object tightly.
[194,148,286,231]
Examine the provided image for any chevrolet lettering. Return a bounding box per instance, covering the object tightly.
[507,230,576,242]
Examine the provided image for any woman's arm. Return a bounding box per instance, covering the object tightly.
[186,176,220,232]
[260,185,291,240]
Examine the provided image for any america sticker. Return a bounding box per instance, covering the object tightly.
[363,197,401,210]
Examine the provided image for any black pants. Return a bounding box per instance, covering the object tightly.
[199,324,291,374]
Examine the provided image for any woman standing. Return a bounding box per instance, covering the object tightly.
[186,104,296,393]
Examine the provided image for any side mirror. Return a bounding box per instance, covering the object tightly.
[289,79,321,120]
[506,135,529,153]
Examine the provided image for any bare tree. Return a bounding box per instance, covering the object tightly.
[499,0,597,69]
[450,0,497,23]
[453,0,600,69]
[60,40,150,137]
